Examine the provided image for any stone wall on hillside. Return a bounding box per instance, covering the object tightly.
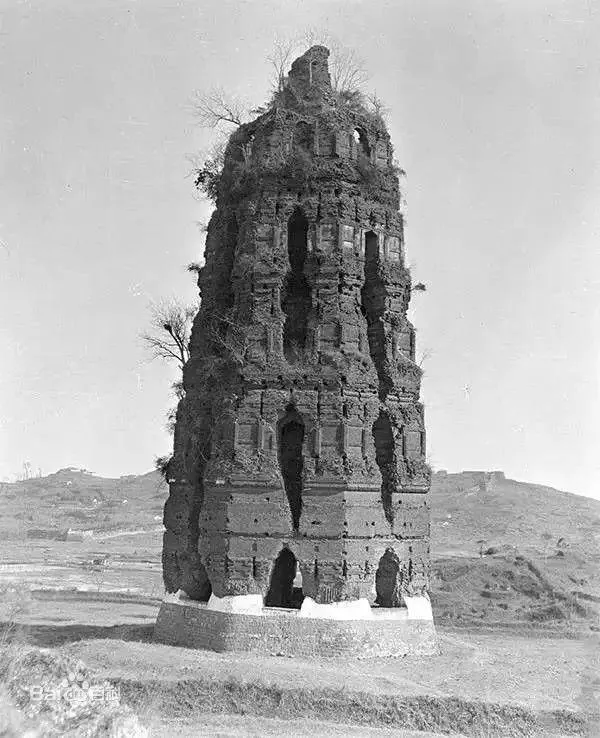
[162,46,432,609]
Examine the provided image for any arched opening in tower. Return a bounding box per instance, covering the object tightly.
[353,127,371,158]
[265,547,303,608]
[375,548,403,607]
[278,406,305,531]
[361,230,392,399]
[282,209,311,362]
[372,410,395,524]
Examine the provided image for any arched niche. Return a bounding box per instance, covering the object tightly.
[277,404,305,531]
[281,208,311,362]
[361,230,393,400]
[353,127,371,158]
[265,547,304,609]
[375,548,403,607]
[372,410,396,524]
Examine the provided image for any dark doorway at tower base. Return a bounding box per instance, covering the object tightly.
[265,548,303,609]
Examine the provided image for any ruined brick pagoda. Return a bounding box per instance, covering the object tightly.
[155,46,436,656]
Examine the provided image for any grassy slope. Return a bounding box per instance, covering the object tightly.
[1,467,599,628]
[429,472,600,628]
[431,471,600,563]
[0,468,166,537]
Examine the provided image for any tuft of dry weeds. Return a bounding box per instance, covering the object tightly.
[112,676,588,737]
[0,585,148,737]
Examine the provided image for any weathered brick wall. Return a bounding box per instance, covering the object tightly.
[163,45,432,610]
[154,601,438,658]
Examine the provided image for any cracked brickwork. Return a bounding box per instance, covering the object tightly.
[162,45,432,608]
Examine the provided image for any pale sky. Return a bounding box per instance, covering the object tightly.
[1,0,599,498]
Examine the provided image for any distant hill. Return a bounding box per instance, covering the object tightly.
[429,471,600,628]
[1,466,599,628]
[0,467,166,538]
[431,470,600,560]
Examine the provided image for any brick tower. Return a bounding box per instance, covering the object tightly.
[157,46,434,655]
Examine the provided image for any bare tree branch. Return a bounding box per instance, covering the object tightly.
[267,37,297,92]
[190,36,370,148]
[191,87,247,128]
[366,91,390,120]
[139,333,186,366]
[329,45,369,94]
[140,299,198,369]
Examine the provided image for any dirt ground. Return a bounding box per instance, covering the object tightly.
[3,585,595,717]
[64,629,596,714]
[0,487,598,737]
[149,714,459,737]
[3,592,595,730]
[61,629,596,736]
[2,584,598,735]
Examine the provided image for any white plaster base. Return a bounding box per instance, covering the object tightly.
[206,593,264,615]
[299,594,433,621]
[170,591,434,621]
[299,597,373,620]
[404,594,434,621]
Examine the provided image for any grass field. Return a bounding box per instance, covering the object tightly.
[2,615,596,736]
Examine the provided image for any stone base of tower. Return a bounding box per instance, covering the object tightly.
[154,593,438,658]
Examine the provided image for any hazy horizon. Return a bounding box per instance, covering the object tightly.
[1,0,599,499]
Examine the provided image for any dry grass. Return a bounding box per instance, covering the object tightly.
[0,643,149,737]
[0,585,149,737]
[430,552,592,630]
[0,584,32,642]
[63,628,598,736]
[112,676,586,737]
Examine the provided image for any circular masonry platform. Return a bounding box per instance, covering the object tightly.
[154,594,438,659]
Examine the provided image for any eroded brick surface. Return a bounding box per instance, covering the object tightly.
[163,46,432,608]
[154,603,438,658]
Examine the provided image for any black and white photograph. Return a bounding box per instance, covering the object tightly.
[0,1,598,736]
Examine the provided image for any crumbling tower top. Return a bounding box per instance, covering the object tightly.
[288,44,332,93]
